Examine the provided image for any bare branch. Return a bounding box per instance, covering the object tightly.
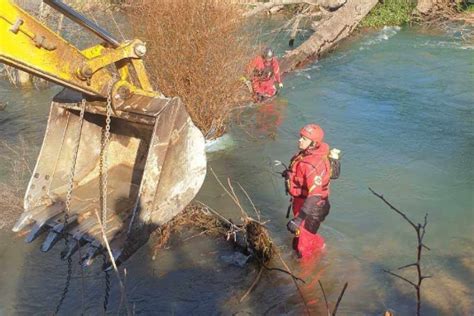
[275,250,311,315]
[195,201,236,227]
[332,282,348,316]
[260,262,306,283]
[369,187,417,229]
[240,266,264,302]
[372,188,431,316]
[210,168,234,201]
[383,269,417,288]
[318,280,331,316]
[397,263,418,271]
[237,182,261,221]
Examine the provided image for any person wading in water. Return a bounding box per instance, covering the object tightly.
[284,124,334,258]
[247,47,283,102]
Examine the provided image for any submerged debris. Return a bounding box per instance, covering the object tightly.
[151,204,275,264]
[244,218,274,264]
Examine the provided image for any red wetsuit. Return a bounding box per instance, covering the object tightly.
[287,142,331,258]
[248,56,281,100]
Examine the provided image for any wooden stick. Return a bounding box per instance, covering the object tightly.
[318,280,331,316]
[237,182,261,221]
[240,266,264,302]
[332,282,348,316]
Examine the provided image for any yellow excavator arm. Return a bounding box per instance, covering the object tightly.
[0,0,154,103]
[0,0,207,267]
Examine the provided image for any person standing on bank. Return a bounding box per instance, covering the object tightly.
[284,124,337,258]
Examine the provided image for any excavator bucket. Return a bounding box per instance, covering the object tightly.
[12,89,207,266]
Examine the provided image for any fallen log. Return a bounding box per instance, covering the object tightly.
[244,0,346,17]
[280,0,379,73]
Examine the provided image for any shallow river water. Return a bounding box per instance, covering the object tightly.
[0,26,473,315]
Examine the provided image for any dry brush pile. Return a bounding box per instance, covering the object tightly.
[125,0,256,139]
[151,203,275,265]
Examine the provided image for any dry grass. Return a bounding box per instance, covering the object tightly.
[125,0,255,138]
[0,138,32,230]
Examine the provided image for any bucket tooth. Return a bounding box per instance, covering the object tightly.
[13,201,64,232]
[13,212,34,233]
[41,230,61,252]
[41,215,77,252]
[25,223,49,243]
[80,241,101,267]
[15,202,65,234]
[41,216,77,252]
[24,212,66,243]
[60,241,77,260]
[72,229,87,241]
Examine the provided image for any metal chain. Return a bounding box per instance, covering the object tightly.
[100,90,113,234]
[54,255,73,315]
[99,91,113,315]
[102,254,111,313]
[64,99,86,233]
[54,99,86,315]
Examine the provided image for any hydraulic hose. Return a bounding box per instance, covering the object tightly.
[43,0,120,48]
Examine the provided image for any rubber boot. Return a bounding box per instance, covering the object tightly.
[297,226,325,258]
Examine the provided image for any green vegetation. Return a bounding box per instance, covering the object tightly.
[360,0,416,28]
[458,3,474,12]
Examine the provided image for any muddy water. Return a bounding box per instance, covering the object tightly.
[1,26,473,315]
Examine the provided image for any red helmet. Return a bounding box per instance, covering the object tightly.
[300,124,324,144]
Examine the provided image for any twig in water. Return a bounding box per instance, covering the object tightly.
[332,282,348,316]
[318,280,330,316]
[258,258,305,283]
[369,187,431,316]
[240,266,264,302]
[275,249,311,315]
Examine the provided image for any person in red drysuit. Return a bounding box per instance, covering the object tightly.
[247,47,283,102]
[284,124,331,258]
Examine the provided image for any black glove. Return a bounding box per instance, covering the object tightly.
[287,217,303,234]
